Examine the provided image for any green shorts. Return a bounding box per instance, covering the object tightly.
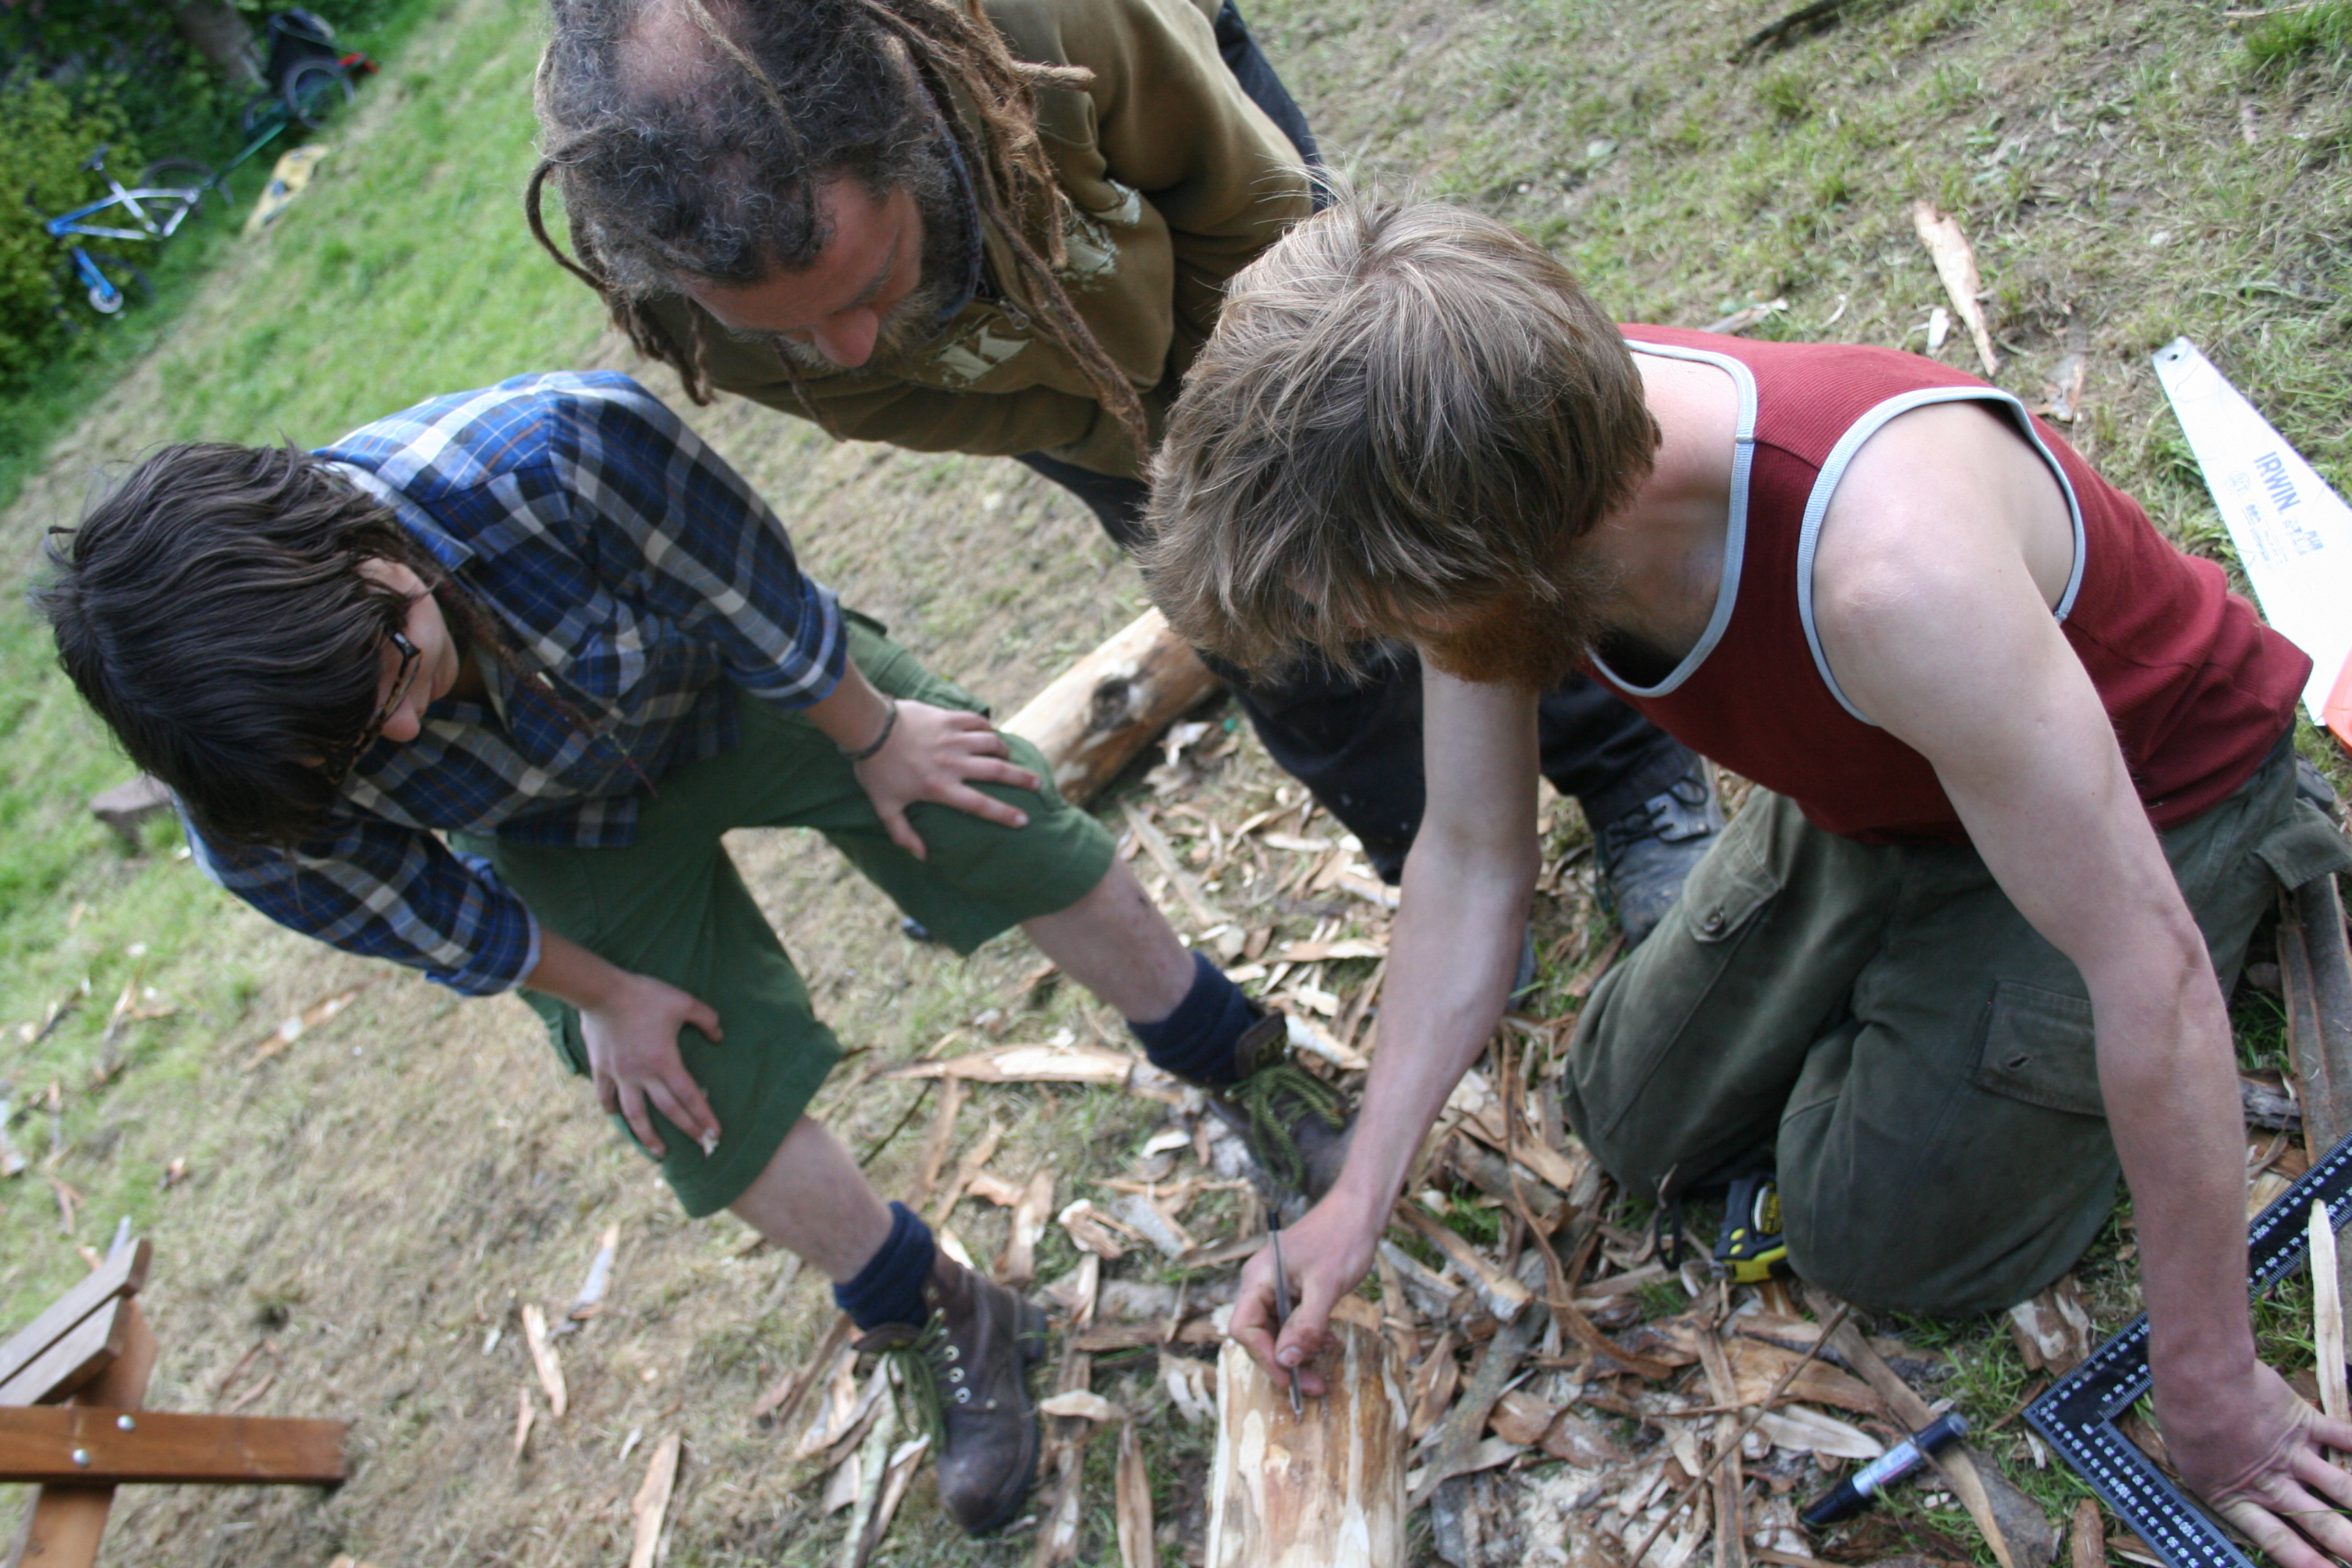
[457,612,1115,1218]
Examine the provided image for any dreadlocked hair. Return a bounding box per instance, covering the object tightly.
[527,0,1149,451]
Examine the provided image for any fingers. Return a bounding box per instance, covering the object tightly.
[963,757,1043,794]
[881,803,929,862]
[614,1081,666,1158]
[1227,1260,1283,1375]
[647,1075,721,1154]
[2219,1482,2352,1568]
[685,995,724,1044]
[2291,1441,2352,1508]
[942,783,1032,830]
[1279,1272,1339,1399]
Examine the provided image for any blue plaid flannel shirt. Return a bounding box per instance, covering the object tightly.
[190,372,847,996]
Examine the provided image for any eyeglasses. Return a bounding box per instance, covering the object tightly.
[368,629,421,735]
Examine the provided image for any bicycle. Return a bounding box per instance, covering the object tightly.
[238,10,365,139]
[31,144,223,315]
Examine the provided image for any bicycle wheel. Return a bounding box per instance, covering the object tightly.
[284,61,354,130]
[136,159,223,235]
[241,91,287,139]
[80,254,151,316]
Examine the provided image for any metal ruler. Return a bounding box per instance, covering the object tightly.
[2025,1129,2352,1568]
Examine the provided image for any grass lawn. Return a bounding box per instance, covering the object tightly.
[0,0,2347,1561]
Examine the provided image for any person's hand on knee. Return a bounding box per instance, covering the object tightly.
[578,970,726,1158]
[853,699,1040,860]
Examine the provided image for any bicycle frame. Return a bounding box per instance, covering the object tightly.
[41,182,200,245]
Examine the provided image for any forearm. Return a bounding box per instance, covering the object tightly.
[1322,830,1537,1229]
[2093,936,2259,1386]
[523,928,633,1012]
[800,657,896,755]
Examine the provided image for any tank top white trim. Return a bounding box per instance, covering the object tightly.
[1795,387,2089,724]
[1588,341,1758,699]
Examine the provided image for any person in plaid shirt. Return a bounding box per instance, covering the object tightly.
[37,370,1348,1534]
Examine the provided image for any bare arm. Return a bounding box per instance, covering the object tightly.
[1817,403,2352,1567]
[1228,669,1541,1391]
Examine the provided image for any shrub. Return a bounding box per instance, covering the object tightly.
[0,73,142,385]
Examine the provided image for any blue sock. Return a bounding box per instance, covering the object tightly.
[1130,949,1258,1088]
[833,1201,937,1330]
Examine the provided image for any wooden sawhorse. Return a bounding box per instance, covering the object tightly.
[1,1239,348,1567]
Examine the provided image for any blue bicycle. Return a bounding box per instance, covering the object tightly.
[31,145,223,316]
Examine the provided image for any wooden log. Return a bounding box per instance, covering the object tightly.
[1206,1320,1407,1568]
[1002,609,1220,806]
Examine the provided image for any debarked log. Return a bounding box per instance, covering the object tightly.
[1003,609,1220,805]
[1205,1320,1406,1568]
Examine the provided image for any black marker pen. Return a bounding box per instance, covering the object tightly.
[1800,1412,1968,1528]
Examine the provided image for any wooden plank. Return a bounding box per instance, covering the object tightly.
[0,1243,150,1392]
[0,1303,129,1410]
[5,1303,159,1568]
[0,1408,346,1486]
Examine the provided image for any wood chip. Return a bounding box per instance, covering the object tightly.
[1723,1337,1885,1417]
[838,1397,897,1568]
[926,1120,1005,1225]
[512,1385,536,1462]
[883,1043,1141,1086]
[751,1313,853,1426]
[864,1434,930,1558]
[1910,201,1999,376]
[911,1077,967,1205]
[521,1303,567,1418]
[1116,1415,1158,1568]
[1039,1390,1123,1422]
[628,1433,681,1568]
[2006,1277,2093,1375]
[2069,1499,2104,1568]
[996,1171,1055,1286]
[1276,938,1386,962]
[2314,1198,2347,1424]
[1749,1404,1883,1460]
[242,980,375,1070]
[1057,1199,1134,1260]
[1111,1193,1196,1260]
[1394,1203,1531,1322]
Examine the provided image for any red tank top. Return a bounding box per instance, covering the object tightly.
[1588,327,2307,844]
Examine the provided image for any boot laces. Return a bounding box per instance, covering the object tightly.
[1228,1059,1349,1192]
[875,1313,949,1450]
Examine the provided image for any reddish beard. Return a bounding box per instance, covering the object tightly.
[1416,570,1615,691]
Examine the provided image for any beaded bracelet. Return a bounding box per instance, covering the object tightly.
[839,696,900,762]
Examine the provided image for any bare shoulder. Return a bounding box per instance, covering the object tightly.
[1813,398,2073,634]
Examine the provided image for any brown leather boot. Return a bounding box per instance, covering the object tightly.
[1204,1013,1357,1215]
[854,1254,1049,1535]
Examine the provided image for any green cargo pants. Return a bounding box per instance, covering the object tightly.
[458,612,1115,1218]
[1561,738,2351,1316]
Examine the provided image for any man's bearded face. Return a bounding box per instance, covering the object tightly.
[1414,564,1616,692]
[761,159,977,370]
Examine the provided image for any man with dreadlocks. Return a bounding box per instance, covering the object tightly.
[37,371,1348,1535]
[527,0,1725,951]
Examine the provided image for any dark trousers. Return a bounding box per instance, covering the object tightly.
[1019,3,1695,879]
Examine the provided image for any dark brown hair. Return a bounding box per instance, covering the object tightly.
[36,444,453,849]
[1141,195,1660,674]
[527,0,1148,448]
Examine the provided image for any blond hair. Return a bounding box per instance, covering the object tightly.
[1141,194,1657,673]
